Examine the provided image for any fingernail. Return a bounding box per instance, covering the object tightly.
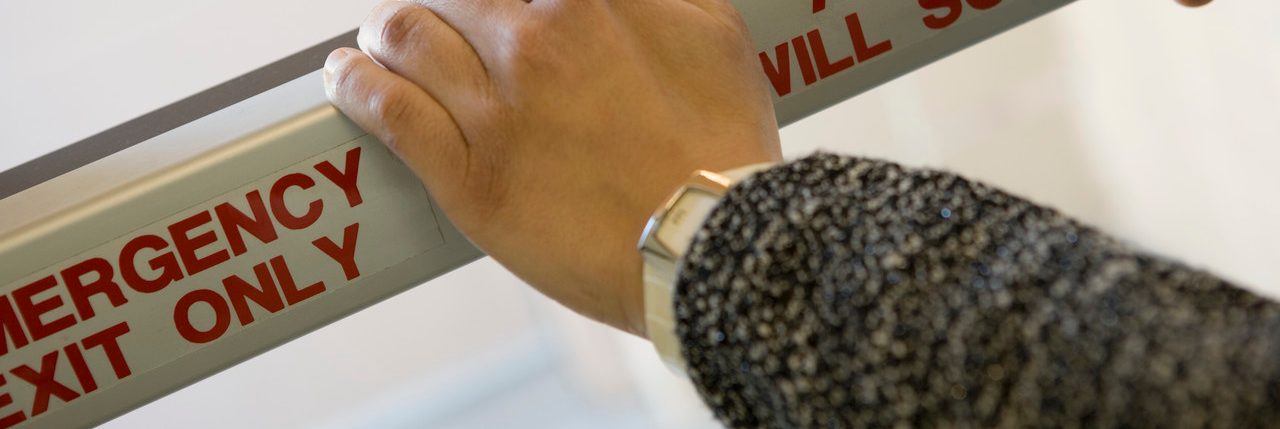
[326,49,349,71]
[323,49,349,96]
[325,49,349,76]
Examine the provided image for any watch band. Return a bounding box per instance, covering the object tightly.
[639,162,775,373]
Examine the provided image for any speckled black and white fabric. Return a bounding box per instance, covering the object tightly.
[675,153,1280,428]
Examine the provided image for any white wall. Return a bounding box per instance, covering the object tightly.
[781,1,1280,292]
[1,0,1277,428]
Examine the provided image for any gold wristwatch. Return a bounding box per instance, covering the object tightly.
[637,163,774,373]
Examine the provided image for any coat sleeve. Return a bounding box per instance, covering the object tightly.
[675,153,1280,428]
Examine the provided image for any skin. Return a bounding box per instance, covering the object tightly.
[323,0,1212,338]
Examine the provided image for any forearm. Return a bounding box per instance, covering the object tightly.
[676,153,1280,427]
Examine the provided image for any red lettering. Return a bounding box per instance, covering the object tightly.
[81,322,132,380]
[223,263,284,326]
[760,9,897,98]
[12,277,75,342]
[119,234,185,294]
[920,0,963,29]
[920,0,999,30]
[847,13,893,63]
[315,147,364,208]
[10,351,79,417]
[271,256,325,306]
[759,43,793,97]
[968,0,1002,10]
[0,296,28,357]
[173,290,230,344]
[270,173,323,230]
[806,30,854,79]
[169,211,231,277]
[63,344,97,394]
[812,0,826,13]
[61,258,128,320]
[791,35,819,86]
[313,223,361,281]
[214,190,279,256]
[0,374,25,428]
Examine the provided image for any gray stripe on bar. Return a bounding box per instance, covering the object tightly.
[0,29,359,200]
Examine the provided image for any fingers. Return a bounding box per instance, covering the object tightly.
[411,0,526,67]
[323,47,468,189]
[358,1,492,110]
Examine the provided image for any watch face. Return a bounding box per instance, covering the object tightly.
[656,190,721,257]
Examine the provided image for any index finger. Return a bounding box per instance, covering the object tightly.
[324,48,469,193]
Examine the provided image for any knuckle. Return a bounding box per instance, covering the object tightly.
[375,3,425,52]
[367,88,417,137]
[510,21,549,57]
[504,21,559,77]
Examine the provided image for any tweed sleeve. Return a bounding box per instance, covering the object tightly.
[674,153,1280,428]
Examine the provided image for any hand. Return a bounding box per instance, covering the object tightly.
[1176,0,1213,6]
[323,0,782,336]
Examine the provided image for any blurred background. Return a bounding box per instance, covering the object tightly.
[1,0,1277,427]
